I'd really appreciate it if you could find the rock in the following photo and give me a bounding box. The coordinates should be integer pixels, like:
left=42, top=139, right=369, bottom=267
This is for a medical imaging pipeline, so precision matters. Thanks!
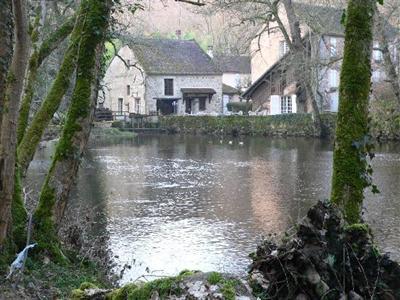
left=305, top=268, right=321, bottom=285
left=249, top=270, right=269, bottom=290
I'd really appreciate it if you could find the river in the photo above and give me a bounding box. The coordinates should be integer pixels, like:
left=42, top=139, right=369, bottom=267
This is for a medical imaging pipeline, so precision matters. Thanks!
left=29, top=134, right=400, bottom=284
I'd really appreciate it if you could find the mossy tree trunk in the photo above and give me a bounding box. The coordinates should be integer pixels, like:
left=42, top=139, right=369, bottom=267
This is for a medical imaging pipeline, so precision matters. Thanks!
left=17, top=15, right=76, bottom=145
left=0, top=0, right=14, bottom=137
left=33, top=0, right=111, bottom=259
left=0, top=0, right=29, bottom=248
left=17, top=14, right=84, bottom=176
left=331, top=0, right=376, bottom=224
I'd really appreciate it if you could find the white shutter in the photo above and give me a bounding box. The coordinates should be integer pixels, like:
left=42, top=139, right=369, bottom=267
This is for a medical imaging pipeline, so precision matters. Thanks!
left=331, top=92, right=339, bottom=112
left=291, top=95, right=297, bottom=113
left=270, top=95, right=281, bottom=115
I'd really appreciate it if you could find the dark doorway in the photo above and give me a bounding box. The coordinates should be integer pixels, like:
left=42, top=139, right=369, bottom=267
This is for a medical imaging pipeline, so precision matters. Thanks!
left=185, top=98, right=192, bottom=114
left=157, top=99, right=175, bottom=115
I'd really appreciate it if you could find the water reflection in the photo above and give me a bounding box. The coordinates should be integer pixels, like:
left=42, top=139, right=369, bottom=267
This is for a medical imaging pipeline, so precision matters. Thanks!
left=30, top=135, right=400, bottom=284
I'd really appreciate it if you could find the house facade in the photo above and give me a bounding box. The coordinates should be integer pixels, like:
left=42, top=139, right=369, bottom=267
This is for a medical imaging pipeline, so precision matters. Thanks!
left=244, top=3, right=396, bottom=115
left=212, top=54, right=252, bottom=113
left=100, top=39, right=223, bottom=116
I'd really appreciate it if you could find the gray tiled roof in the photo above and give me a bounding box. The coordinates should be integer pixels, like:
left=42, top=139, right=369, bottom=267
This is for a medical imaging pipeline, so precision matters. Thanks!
left=213, top=55, right=251, bottom=74
left=129, top=38, right=222, bottom=75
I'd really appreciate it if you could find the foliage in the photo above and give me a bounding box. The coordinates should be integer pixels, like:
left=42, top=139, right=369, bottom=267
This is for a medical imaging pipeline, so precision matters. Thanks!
left=159, top=114, right=324, bottom=137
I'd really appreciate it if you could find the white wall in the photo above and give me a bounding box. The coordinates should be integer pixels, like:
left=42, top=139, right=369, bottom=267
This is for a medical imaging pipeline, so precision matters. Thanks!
left=222, top=73, right=251, bottom=89
left=101, top=46, right=146, bottom=114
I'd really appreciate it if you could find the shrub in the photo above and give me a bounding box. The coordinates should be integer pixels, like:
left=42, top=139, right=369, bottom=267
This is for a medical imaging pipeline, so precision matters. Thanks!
left=226, top=102, right=252, bottom=114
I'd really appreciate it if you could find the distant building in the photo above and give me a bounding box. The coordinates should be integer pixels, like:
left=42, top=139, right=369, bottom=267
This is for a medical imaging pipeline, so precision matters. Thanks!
left=212, top=54, right=252, bottom=113
left=100, top=38, right=223, bottom=116
left=244, top=3, right=397, bottom=115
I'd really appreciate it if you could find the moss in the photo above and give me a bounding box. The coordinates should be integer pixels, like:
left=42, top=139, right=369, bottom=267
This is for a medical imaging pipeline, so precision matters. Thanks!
left=11, top=167, right=28, bottom=249
left=330, top=0, right=375, bottom=224
left=17, top=13, right=84, bottom=173
left=32, top=0, right=111, bottom=259
left=19, top=253, right=109, bottom=299
left=344, top=223, right=370, bottom=234
left=208, top=272, right=223, bottom=285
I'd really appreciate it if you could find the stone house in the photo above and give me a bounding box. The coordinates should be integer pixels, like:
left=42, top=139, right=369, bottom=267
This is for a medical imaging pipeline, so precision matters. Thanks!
left=212, top=54, right=252, bottom=113
left=244, top=3, right=397, bottom=115
left=100, top=38, right=223, bottom=116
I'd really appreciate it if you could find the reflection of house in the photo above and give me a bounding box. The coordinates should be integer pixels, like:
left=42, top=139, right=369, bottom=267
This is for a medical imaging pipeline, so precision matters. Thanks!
left=101, top=39, right=223, bottom=116
left=244, top=3, right=397, bottom=115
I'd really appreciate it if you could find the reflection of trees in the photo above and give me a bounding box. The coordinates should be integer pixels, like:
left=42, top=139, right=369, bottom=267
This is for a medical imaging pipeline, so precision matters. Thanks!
left=248, top=137, right=333, bottom=234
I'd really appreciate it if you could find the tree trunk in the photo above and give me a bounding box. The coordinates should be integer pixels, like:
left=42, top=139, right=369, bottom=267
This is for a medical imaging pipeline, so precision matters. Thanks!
left=0, top=0, right=29, bottom=248
left=282, top=0, right=322, bottom=136
left=0, top=0, right=14, bottom=138
left=33, top=0, right=111, bottom=260
left=17, top=15, right=83, bottom=175
left=17, top=16, right=76, bottom=144
left=331, top=0, right=375, bottom=224
left=376, top=12, right=400, bottom=106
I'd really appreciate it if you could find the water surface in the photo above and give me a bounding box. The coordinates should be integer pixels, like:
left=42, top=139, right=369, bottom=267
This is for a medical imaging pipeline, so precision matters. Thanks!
left=31, top=135, right=400, bottom=283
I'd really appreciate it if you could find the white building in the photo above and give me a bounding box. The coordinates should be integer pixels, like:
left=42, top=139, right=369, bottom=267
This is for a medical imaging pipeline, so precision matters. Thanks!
left=100, top=38, right=223, bottom=116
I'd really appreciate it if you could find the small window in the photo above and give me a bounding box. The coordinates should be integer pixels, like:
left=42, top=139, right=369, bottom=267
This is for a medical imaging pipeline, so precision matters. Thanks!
left=135, top=98, right=140, bottom=113
left=199, top=97, right=206, bottom=111
left=280, top=96, right=292, bottom=114
left=127, top=85, right=131, bottom=96
left=164, top=79, right=174, bottom=96
left=118, top=98, right=123, bottom=114
left=330, top=37, right=337, bottom=57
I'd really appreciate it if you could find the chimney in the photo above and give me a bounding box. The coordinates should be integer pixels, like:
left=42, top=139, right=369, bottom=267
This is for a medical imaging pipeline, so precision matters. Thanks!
left=176, top=29, right=182, bottom=40
left=207, top=45, right=213, bottom=58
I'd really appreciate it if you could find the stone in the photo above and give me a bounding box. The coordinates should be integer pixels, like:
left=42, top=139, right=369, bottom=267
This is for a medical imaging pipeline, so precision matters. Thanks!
left=305, top=268, right=321, bottom=285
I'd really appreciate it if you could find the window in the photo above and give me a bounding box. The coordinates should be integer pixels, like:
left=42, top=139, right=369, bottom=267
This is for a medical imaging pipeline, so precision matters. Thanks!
left=135, top=98, right=140, bottom=113
left=330, top=37, right=337, bottom=57
left=199, top=97, right=206, bottom=111
left=279, top=40, right=289, bottom=58
left=373, top=41, right=383, bottom=62
left=127, top=59, right=130, bottom=70
left=329, top=69, right=339, bottom=88
left=164, top=79, right=174, bottom=96
left=281, top=96, right=292, bottom=114
left=118, top=98, right=123, bottom=114
left=127, top=85, right=131, bottom=96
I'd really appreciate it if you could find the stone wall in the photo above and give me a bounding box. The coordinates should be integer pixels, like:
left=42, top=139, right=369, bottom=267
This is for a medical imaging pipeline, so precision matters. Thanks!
left=146, top=75, right=223, bottom=115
